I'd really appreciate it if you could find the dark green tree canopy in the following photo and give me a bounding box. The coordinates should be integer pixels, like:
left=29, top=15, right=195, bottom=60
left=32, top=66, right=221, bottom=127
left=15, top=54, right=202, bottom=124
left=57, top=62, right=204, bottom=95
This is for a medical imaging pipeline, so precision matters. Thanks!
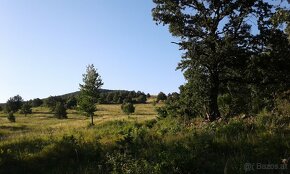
left=5, top=95, right=24, bottom=113
left=31, top=98, right=43, bottom=107
left=153, top=0, right=290, bottom=120
left=54, top=102, right=67, bottom=119
left=121, top=102, right=135, bottom=115
left=45, top=96, right=64, bottom=112
left=157, top=92, right=167, bottom=102
left=20, top=102, right=32, bottom=116
left=66, top=96, right=77, bottom=109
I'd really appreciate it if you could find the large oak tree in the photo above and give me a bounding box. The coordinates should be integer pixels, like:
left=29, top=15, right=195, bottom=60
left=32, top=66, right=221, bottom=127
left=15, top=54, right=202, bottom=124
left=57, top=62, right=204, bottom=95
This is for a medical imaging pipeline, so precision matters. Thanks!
left=153, top=0, right=290, bottom=121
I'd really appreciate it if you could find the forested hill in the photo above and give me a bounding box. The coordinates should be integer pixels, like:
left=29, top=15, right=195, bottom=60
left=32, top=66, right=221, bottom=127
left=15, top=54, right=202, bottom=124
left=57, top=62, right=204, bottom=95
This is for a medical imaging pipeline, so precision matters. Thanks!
left=48, top=89, right=127, bottom=100
left=0, top=89, right=148, bottom=106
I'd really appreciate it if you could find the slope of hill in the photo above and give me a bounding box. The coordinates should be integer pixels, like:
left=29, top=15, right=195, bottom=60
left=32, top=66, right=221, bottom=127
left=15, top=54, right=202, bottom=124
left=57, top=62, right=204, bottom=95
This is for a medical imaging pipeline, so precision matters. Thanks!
left=0, top=89, right=137, bottom=105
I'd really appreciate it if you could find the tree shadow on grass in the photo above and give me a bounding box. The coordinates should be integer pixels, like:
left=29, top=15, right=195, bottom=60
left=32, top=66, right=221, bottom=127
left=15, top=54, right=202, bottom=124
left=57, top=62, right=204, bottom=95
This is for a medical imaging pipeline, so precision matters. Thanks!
left=32, top=111, right=51, bottom=114
left=0, top=125, right=29, bottom=131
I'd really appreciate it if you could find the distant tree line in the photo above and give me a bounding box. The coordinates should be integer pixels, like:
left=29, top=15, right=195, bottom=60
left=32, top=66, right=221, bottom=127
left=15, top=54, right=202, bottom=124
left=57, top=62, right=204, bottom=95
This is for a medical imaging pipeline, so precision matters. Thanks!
left=15, top=90, right=147, bottom=111
left=99, top=91, right=147, bottom=104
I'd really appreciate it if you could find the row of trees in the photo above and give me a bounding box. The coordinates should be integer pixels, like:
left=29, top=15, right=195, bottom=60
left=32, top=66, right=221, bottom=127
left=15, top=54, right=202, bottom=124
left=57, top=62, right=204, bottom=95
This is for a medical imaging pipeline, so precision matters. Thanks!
left=16, top=90, right=147, bottom=110
left=99, top=91, right=148, bottom=104
left=2, top=95, right=69, bottom=121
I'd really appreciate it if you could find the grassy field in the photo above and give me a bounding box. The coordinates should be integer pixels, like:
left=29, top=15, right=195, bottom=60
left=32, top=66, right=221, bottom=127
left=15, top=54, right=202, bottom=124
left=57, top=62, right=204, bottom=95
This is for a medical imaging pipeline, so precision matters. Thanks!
left=0, top=103, right=157, bottom=144
left=0, top=100, right=289, bottom=174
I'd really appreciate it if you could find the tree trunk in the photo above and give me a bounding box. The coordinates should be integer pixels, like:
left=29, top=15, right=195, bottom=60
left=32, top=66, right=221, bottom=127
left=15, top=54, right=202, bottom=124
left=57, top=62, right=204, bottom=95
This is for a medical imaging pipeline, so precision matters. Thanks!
left=208, top=72, right=220, bottom=121
left=90, top=114, right=94, bottom=125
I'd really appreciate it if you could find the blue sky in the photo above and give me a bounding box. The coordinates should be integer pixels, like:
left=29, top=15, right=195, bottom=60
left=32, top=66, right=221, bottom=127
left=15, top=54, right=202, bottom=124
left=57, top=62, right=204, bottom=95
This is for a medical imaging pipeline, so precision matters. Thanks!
left=0, top=0, right=185, bottom=102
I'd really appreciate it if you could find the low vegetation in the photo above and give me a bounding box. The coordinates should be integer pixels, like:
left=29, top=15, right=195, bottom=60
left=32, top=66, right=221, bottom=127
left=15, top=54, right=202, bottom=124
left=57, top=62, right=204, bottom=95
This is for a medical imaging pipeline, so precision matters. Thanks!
left=121, top=102, right=135, bottom=115
left=0, top=97, right=289, bottom=173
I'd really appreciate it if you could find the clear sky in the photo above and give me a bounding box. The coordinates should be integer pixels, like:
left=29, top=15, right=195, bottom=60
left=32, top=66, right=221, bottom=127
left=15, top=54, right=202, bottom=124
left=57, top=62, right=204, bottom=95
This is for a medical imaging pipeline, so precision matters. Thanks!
left=0, top=0, right=185, bottom=103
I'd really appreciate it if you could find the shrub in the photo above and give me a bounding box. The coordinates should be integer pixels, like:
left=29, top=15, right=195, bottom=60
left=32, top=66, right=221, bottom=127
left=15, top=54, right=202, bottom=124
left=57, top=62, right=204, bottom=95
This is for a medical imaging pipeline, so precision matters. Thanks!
left=7, top=112, right=15, bottom=122
left=144, top=119, right=157, bottom=128
left=121, top=102, right=135, bottom=115
left=106, top=153, right=159, bottom=173
left=54, top=102, right=67, bottom=119
left=20, top=102, right=32, bottom=116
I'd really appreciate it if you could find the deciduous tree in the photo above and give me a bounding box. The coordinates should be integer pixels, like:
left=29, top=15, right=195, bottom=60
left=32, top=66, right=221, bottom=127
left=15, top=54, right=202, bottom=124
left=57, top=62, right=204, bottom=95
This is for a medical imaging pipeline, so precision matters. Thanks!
left=153, top=0, right=290, bottom=120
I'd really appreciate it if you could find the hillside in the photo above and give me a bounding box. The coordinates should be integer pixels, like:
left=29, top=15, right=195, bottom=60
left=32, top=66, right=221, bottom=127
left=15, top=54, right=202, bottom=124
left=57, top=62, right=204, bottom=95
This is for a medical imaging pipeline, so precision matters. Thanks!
left=49, top=89, right=129, bottom=99
left=0, top=89, right=143, bottom=106
left=0, top=98, right=289, bottom=173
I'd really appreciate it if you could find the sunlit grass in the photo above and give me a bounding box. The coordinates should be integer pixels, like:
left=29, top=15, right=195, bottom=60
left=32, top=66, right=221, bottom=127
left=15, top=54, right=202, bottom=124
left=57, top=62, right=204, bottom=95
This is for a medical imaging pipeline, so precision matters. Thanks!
left=0, top=102, right=158, bottom=145
left=1, top=99, right=289, bottom=173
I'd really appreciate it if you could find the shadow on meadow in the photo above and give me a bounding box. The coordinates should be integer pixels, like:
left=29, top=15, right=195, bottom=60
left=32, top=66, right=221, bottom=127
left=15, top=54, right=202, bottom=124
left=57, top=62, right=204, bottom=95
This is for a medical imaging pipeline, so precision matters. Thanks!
left=0, top=109, right=289, bottom=174
left=0, top=125, right=29, bottom=131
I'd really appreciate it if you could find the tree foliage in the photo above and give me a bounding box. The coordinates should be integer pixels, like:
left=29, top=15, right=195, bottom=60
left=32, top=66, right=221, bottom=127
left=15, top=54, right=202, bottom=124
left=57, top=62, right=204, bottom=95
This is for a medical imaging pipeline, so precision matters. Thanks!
left=31, top=98, right=43, bottom=107
left=54, top=102, right=67, bottom=119
left=66, top=96, right=78, bottom=109
left=157, top=92, right=167, bottom=102
left=99, top=91, right=147, bottom=104
left=121, top=102, right=135, bottom=115
left=153, top=0, right=290, bottom=120
left=20, top=102, right=32, bottom=116
left=79, top=64, right=103, bottom=125
left=5, top=95, right=23, bottom=114
left=5, top=95, right=23, bottom=122
left=45, top=96, right=64, bottom=112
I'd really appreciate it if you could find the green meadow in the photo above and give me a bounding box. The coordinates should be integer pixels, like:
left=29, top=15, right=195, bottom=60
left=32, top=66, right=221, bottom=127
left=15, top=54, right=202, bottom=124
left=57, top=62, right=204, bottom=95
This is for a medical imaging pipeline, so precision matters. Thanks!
left=0, top=99, right=290, bottom=174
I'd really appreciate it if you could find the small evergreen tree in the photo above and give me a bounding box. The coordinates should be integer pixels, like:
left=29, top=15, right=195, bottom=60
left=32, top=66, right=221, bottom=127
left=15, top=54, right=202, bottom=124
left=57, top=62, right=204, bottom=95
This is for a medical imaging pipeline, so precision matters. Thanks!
left=121, top=102, right=135, bottom=115
left=45, top=96, right=64, bottom=112
left=79, top=64, right=103, bottom=125
left=54, top=102, right=67, bottom=119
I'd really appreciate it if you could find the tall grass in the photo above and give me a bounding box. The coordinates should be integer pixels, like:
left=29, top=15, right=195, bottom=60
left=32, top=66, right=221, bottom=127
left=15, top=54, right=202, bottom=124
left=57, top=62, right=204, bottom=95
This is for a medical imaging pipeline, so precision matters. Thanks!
left=0, top=101, right=289, bottom=173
